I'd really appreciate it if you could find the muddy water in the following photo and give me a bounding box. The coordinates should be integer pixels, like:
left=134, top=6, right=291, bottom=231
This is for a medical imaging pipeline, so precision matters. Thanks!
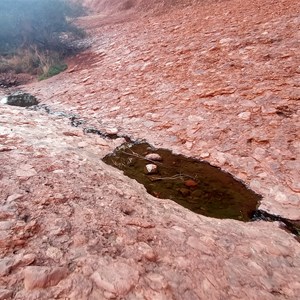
left=103, top=142, right=261, bottom=221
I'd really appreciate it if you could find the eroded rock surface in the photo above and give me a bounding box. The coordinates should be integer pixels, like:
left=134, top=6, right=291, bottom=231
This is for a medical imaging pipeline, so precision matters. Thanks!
left=25, top=0, right=300, bottom=219
left=0, top=103, right=300, bottom=299
left=1, top=0, right=300, bottom=298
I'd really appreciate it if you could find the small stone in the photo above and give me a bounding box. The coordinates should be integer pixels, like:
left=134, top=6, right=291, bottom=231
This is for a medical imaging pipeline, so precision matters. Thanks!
left=24, top=266, right=68, bottom=290
left=82, top=76, right=90, bottom=83
left=17, top=254, right=36, bottom=267
left=78, top=141, right=88, bottom=148
left=219, top=37, right=233, bottom=44
left=63, top=131, right=82, bottom=137
left=184, top=179, right=198, bottom=187
left=144, top=164, right=158, bottom=174
left=73, top=234, right=87, bottom=246
left=53, top=169, right=65, bottom=174
left=0, top=258, right=13, bottom=276
left=110, top=106, right=120, bottom=112
left=137, top=242, right=156, bottom=261
left=95, top=137, right=109, bottom=146
left=145, top=153, right=162, bottom=161
left=16, top=164, right=37, bottom=178
left=238, top=111, right=251, bottom=120
left=46, top=246, right=63, bottom=260
left=6, top=194, right=23, bottom=203
left=105, top=128, right=118, bottom=135
left=200, top=152, right=210, bottom=158
left=178, top=188, right=191, bottom=196
left=214, top=152, right=227, bottom=165
left=185, top=141, right=193, bottom=150
left=104, top=291, right=117, bottom=299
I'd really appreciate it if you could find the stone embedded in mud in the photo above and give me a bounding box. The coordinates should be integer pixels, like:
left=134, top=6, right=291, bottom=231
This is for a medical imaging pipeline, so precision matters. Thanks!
left=184, top=179, right=198, bottom=187
left=144, top=164, right=158, bottom=174
left=5, top=92, right=39, bottom=107
left=178, top=188, right=191, bottom=196
left=145, top=153, right=163, bottom=161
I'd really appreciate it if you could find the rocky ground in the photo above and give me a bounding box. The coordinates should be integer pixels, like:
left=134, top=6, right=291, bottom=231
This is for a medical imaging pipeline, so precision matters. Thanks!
left=0, top=0, right=300, bottom=298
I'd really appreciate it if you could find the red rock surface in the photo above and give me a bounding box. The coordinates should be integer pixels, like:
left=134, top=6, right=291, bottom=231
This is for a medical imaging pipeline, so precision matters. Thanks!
left=1, top=0, right=300, bottom=298
left=24, top=0, right=300, bottom=219
left=1, top=104, right=300, bottom=299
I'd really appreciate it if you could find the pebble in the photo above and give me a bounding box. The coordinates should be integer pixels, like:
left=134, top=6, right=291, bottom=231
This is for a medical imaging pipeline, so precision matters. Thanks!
left=184, top=179, right=198, bottom=187
left=6, top=193, right=23, bottom=203
left=105, top=128, right=119, bottom=135
left=46, top=246, right=63, bottom=260
left=200, top=152, right=210, bottom=158
left=16, top=164, right=37, bottom=177
left=145, top=153, right=162, bottom=161
left=0, top=258, right=13, bottom=276
left=238, top=111, right=251, bottom=120
left=178, top=188, right=191, bottom=196
left=137, top=242, right=156, bottom=261
left=144, top=164, right=158, bottom=174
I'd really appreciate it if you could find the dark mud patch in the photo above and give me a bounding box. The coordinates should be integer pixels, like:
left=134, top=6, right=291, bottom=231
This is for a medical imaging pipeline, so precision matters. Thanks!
left=2, top=91, right=39, bottom=107
left=103, top=142, right=261, bottom=221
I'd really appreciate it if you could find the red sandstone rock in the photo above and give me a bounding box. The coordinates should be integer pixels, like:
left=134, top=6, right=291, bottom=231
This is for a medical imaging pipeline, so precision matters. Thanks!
left=1, top=0, right=300, bottom=298
left=24, top=266, right=68, bottom=290
left=25, top=0, right=300, bottom=219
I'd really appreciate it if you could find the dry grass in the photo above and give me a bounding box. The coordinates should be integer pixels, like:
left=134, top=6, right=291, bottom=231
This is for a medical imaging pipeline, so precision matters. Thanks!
left=0, top=46, right=66, bottom=79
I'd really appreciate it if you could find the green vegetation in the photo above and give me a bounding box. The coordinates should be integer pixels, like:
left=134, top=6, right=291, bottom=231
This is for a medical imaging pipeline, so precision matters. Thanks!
left=0, top=0, right=86, bottom=80
left=38, top=64, right=68, bottom=81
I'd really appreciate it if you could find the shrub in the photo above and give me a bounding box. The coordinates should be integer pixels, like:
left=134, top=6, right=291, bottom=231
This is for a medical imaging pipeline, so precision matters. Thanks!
left=38, top=64, right=68, bottom=81
left=0, top=0, right=86, bottom=79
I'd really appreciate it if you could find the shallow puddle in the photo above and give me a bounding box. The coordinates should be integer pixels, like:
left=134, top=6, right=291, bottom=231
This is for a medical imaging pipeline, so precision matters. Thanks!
left=103, top=142, right=261, bottom=221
